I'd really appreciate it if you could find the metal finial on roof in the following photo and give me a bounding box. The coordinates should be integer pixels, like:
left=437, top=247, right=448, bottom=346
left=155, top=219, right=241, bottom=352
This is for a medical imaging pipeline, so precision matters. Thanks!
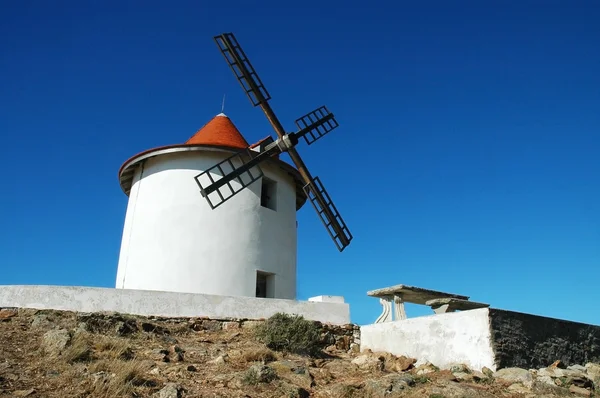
left=221, top=94, right=226, bottom=114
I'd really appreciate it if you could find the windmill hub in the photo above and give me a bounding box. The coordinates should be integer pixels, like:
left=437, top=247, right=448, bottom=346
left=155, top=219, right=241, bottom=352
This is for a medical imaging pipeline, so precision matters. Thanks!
left=275, top=134, right=296, bottom=152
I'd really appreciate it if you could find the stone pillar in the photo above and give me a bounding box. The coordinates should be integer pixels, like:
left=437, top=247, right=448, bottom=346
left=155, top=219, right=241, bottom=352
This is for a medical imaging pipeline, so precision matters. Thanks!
left=394, top=294, right=407, bottom=320
left=375, top=296, right=393, bottom=323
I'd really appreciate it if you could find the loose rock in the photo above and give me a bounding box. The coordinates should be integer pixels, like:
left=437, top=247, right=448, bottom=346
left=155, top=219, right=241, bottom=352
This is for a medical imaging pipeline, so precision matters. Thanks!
left=585, top=362, right=600, bottom=380
left=568, top=364, right=587, bottom=372
left=31, top=314, right=52, bottom=329
left=114, top=320, right=138, bottom=336
left=208, top=354, right=228, bottom=365
left=169, top=345, right=185, bottom=362
left=13, top=389, right=36, bottom=397
left=390, top=355, right=416, bottom=372
left=494, top=367, right=533, bottom=388
left=222, top=321, right=240, bottom=330
left=537, top=375, right=556, bottom=386
left=202, top=320, right=222, bottom=331
left=450, top=363, right=471, bottom=373
left=470, top=370, right=488, bottom=382
left=241, top=320, right=262, bottom=329
left=335, top=335, right=351, bottom=350
left=270, top=361, right=314, bottom=390
left=153, top=383, right=184, bottom=398
left=149, top=349, right=170, bottom=362
left=550, top=360, right=567, bottom=369
left=482, top=366, right=494, bottom=377
left=453, top=371, right=473, bottom=382
left=248, top=364, right=278, bottom=383
left=42, top=329, right=70, bottom=356
left=507, top=383, right=530, bottom=393
left=285, top=386, right=310, bottom=398
left=569, top=385, right=592, bottom=397
left=415, top=362, right=438, bottom=375
left=351, top=354, right=384, bottom=371
left=0, top=308, right=18, bottom=320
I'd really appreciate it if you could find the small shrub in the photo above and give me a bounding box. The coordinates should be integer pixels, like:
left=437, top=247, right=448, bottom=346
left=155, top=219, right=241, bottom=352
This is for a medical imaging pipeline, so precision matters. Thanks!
left=557, top=376, right=570, bottom=386
left=414, top=375, right=430, bottom=384
left=255, top=313, right=322, bottom=357
left=242, top=364, right=277, bottom=385
left=243, top=367, right=260, bottom=385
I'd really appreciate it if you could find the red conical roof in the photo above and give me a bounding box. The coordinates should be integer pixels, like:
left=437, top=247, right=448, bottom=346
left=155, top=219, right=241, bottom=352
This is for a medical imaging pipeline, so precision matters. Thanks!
left=185, top=113, right=249, bottom=149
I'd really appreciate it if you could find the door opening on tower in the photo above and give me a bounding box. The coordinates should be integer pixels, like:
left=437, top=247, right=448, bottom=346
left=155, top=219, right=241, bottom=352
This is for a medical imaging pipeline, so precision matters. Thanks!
left=256, top=271, right=274, bottom=298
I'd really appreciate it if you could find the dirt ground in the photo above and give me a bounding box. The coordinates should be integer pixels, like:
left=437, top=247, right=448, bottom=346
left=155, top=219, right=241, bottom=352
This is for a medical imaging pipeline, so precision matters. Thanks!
left=0, top=308, right=593, bottom=397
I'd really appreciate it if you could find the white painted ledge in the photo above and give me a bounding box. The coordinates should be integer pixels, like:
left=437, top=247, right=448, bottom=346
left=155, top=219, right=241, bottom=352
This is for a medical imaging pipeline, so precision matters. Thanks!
left=308, top=295, right=345, bottom=303
left=0, top=285, right=350, bottom=325
left=360, top=308, right=496, bottom=371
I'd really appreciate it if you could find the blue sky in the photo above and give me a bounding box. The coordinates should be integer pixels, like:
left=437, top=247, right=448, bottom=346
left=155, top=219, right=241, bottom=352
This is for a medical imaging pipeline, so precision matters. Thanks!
left=1, top=1, right=598, bottom=326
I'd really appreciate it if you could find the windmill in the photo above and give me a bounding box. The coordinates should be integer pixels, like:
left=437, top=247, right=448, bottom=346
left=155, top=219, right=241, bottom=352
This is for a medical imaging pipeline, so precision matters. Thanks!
left=194, top=33, right=352, bottom=252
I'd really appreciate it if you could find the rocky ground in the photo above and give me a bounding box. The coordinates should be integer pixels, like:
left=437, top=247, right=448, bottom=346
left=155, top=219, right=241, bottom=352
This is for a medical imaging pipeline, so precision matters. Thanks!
left=0, top=308, right=599, bottom=397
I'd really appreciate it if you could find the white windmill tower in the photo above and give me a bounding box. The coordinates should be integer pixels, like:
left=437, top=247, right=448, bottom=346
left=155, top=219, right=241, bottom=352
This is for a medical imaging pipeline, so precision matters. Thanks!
left=115, top=33, right=352, bottom=301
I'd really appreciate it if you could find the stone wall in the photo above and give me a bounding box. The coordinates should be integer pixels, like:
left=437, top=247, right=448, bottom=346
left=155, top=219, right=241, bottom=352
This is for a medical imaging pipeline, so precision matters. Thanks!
left=360, top=307, right=600, bottom=372
left=8, top=308, right=361, bottom=352
left=141, top=314, right=361, bottom=349
left=163, top=316, right=362, bottom=352
left=489, top=309, right=600, bottom=369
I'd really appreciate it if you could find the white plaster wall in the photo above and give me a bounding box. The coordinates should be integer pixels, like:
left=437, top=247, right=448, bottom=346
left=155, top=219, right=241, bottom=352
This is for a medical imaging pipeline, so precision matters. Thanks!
left=115, top=150, right=298, bottom=299
left=0, top=285, right=350, bottom=325
left=360, top=309, right=496, bottom=371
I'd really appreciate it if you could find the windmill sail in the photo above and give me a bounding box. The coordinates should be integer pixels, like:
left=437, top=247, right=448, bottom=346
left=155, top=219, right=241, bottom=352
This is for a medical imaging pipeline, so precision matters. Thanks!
left=203, top=32, right=353, bottom=252
left=214, top=33, right=271, bottom=107
left=295, top=106, right=339, bottom=145
left=303, top=177, right=353, bottom=251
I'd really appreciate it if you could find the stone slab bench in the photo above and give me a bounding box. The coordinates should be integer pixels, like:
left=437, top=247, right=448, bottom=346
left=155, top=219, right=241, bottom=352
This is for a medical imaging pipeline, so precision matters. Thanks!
left=367, top=284, right=469, bottom=323
left=426, top=298, right=490, bottom=314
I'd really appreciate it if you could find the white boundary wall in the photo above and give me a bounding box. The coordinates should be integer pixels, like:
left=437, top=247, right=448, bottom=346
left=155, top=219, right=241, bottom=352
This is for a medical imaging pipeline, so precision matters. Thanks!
left=360, top=308, right=496, bottom=371
left=0, top=285, right=350, bottom=325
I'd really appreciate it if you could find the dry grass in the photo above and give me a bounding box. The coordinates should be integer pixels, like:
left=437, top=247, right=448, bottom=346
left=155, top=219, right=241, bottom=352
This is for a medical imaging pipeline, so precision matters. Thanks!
left=87, top=358, right=155, bottom=397
left=61, top=332, right=134, bottom=363
left=62, top=332, right=94, bottom=363
left=93, top=335, right=134, bottom=360
left=243, top=347, right=277, bottom=363
left=53, top=331, right=152, bottom=397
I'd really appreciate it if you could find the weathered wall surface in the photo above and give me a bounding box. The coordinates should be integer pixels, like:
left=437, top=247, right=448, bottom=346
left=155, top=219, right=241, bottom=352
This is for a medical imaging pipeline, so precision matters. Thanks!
left=360, top=307, right=600, bottom=371
left=360, top=308, right=496, bottom=371
left=0, top=285, right=350, bottom=325
left=489, top=309, right=600, bottom=369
